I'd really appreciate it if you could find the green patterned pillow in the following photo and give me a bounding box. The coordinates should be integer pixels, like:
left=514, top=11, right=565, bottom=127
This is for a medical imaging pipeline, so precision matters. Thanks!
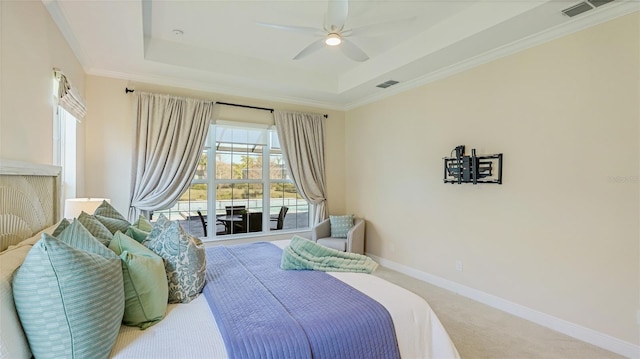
left=330, top=214, right=355, bottom=238
left=125, top=226, right=150, bottom=243
left=77, top=211, right=113, bottom=246
left=109, top=231, right=168, bottom=329
left=144, top=220, right=206, bottom=304
left=51, top=218, right=70, bottom=237
left=56, top=219, right=109, bottom=253
left=12, top=233, right=124, bottom=359
left=132, top=214, right=153, bottom=232
left=94, top=200, right=131, bottom=234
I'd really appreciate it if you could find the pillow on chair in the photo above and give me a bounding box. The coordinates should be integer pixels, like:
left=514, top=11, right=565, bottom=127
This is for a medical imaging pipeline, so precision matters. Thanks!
left=330, top=215, right=354, bottom=238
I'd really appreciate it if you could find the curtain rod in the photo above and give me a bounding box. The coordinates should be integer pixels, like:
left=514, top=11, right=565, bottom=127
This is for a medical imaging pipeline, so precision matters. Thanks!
left=216, top=101, right=274, bottom=113
left=125, top=88, right=328, bottom=118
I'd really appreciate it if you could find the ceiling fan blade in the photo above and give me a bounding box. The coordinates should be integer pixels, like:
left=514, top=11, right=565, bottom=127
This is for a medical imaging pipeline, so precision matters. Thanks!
left=346, top=17, right=416, bottom=38
left=293, top=39, right=326, bottom=60
left=256, top=22, right=324, bottom=36
left=325, top=0, right=348, bottom=32
left=340, top=39, right=369, bottom=62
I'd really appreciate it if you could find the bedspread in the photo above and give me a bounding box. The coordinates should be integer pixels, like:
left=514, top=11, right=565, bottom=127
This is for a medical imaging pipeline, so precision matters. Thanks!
left=202, top=242, right=401, bottom=359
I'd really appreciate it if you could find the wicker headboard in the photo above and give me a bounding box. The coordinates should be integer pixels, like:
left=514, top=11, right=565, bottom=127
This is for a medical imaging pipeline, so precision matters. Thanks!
left=0, top=159, right=61, bottom=251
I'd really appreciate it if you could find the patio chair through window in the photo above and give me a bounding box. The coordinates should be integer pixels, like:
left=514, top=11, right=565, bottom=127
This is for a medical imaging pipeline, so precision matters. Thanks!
left=270, top=206, right=288, bottom=230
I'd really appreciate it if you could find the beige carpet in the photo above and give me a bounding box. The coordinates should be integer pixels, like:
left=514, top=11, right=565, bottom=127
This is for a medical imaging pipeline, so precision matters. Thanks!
left=373, top=266, right=625, bottom=359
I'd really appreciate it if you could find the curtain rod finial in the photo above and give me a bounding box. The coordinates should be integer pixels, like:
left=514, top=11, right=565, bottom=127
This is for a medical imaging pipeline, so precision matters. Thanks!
left=125, top=88, right=135, bottom=93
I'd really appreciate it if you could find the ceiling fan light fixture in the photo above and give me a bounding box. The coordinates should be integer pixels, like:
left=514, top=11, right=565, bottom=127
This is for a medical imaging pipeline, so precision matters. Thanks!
left=325, top=33, right=342, bottom=46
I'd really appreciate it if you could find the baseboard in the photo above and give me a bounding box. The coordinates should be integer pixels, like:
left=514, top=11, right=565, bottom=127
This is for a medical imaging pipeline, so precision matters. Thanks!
left=367, top=253, right=640, bottom=359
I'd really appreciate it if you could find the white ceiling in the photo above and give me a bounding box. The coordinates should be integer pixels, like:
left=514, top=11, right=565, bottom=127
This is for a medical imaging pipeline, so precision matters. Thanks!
left=43, top=0, right=638, bottom=110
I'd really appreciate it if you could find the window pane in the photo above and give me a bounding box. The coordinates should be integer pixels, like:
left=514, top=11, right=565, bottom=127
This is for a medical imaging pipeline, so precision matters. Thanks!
left=216, top=152, right=232, bottom=180
left=215, top=183, right=263, bottom=235
left=270, top=182, right=309, bottom=230
left=245, top=154, right=262, bottom=179
left=270, top=154, right=285, bottom=180
left=270, top=131, right=281, bottom=150
left=156, top=183, right=208, bottom=238
left=209, top=125, right=311, bottom=237
left=216, top=126, right=267, bottom=145
left=193, top=150, right=207, bottom=180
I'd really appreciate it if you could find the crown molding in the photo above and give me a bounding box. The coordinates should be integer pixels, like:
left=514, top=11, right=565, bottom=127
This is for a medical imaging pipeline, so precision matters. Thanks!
left=345, top=2, right=640, bottom=110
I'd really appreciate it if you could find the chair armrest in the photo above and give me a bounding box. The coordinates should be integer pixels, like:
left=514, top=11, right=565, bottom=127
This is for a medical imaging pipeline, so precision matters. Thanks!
left=346, top=218, right=365, bottom=254
left=312, top=218, right=331, bottom=241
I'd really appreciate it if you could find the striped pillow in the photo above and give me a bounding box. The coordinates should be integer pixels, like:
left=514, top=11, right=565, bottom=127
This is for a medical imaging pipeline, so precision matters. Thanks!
left=132, top=214, right=153, bottom=232
left=125, top=226, right=150, bottom=243
left=12, top=232, right=124, bottom=359
left=77, top=211, right=113, bottom=246
left=51, top=218, right=70, bottom=237
left=94, top=200, right=131, bottom=234
left=56, top=219, right=108, bottom=252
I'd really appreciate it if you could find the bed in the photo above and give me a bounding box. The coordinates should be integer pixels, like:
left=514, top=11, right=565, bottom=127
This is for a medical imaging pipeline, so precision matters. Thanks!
left=0, top=159, right=460, bottom=359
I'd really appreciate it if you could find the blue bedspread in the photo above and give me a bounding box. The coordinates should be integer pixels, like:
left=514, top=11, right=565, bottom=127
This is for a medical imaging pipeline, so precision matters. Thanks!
left=202, top=242, right=401, bottom=359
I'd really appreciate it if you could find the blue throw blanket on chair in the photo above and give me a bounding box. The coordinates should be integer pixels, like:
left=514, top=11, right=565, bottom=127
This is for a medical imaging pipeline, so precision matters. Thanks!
left=202, top=242, right=400, bottom=359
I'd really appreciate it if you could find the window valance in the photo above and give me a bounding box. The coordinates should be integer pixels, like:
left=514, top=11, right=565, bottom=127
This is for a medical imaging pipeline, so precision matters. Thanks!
left=54, top=68, right=87, bottom=120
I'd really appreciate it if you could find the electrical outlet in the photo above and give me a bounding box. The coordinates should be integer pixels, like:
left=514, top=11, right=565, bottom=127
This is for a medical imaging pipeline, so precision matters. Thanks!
left=455, top=260, right=463, bottom=272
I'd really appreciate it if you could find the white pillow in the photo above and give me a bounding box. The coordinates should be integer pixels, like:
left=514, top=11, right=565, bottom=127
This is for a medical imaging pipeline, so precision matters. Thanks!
left=0, top=245, right=33, bottom=359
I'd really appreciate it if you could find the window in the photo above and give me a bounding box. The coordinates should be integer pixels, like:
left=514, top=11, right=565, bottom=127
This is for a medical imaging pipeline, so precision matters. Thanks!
left=53, top=80, right=78, bottom=202
left=156, top=122, right=309, bottom=238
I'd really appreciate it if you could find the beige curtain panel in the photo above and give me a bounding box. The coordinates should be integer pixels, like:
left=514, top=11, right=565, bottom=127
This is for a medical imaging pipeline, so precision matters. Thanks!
left=274, top=110, right=327, bottom=225
left=129, top=92, right=214, bottom=221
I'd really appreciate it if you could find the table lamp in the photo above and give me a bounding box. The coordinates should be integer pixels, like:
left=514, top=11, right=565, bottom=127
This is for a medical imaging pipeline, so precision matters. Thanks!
left=64, top=198, right=110, bottom=218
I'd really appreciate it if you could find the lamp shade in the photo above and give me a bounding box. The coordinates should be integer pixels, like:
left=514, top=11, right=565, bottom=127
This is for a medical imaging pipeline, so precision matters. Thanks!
left=64, top=198, right=110, bottom=219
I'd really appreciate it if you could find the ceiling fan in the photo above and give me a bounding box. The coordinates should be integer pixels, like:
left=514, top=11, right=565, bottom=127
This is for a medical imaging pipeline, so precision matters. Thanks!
left=257, top=0, right=412, bottom=62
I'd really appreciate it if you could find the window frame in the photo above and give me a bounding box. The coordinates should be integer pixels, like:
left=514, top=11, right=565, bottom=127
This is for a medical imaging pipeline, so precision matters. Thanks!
left=53, top=78, right=78, bottom=203
left=202, top=122, right=310, bottom=238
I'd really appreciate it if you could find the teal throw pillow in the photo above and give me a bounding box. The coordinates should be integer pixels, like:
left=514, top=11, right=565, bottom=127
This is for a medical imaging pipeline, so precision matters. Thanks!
left=12, top=233, right=124, bottom=359
left=330, top=214, right=355, bottom=238
left=109, top=231, right=168, bottom=329
left=77, top=211, right=113, bottom=246
left=144, top=214, right=171, bottom=242
left=132, top=214, right=153, bottom=232
left=56, top=219, right=108, bottom=253
left=94, top=200, right=131, bottom=234
left=51, top=218, right=70, bottom=237
left=144, top=220, right=206, bottom=304
left=125, top=226, right=150, bottom=243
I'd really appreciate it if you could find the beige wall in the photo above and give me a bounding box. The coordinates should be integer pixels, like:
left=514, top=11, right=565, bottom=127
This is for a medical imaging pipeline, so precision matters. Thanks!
left=84, top=78, right=346, bottom=217
left=345, top=12, right=639, bottom=345
left=4, top=0, right=638, bottom=350
left=0, top=0, right=86, bottom=193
